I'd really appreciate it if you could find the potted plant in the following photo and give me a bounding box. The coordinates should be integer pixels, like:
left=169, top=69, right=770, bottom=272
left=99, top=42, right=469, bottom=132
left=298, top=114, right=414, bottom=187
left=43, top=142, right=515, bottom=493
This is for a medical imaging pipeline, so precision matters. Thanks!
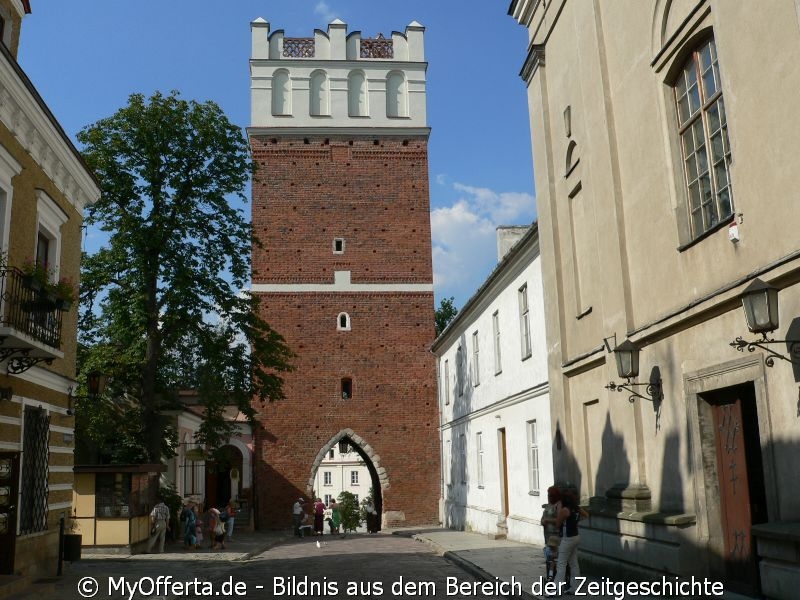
left=51, top=277, right=76, bottom=311
left=20, top=260, right=49, bottom=293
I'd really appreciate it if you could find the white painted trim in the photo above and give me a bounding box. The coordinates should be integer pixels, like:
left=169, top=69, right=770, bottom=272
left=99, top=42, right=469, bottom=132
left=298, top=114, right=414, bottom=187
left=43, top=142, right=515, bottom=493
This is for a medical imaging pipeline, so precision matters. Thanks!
left=0, top=51, right=100, bottom=211
left=48, top=501, right=73, bottom=511
left=49, top=465, right=73, bottom=473
left=0, top=441, right=20, bottom=450
left=0, top=415, right=20, bottom=426
left=49, top=424, right=74, bottom=435
left=49, top=446, right=74, bottom=454
left=10, top=0, right=26, bottom=18
left=16, top=395, right=69, bottom=415
left=49, top=483, right=73, bottom=491
left=10, top=364, right=74, bottom=394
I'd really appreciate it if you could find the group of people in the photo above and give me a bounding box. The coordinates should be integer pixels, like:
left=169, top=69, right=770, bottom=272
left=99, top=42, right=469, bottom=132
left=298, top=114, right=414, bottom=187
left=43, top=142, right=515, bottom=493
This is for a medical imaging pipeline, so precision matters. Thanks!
left=540, top=485, right=589, bottom=594
left=292, top=497, right=342, bottom=537
left=146, top=497, right=237, bottom=553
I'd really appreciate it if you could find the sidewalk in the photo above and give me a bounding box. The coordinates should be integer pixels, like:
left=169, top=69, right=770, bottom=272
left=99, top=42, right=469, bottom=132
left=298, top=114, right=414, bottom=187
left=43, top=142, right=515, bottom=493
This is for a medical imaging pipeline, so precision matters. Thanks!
left=391, top=527, right=750, bottom=600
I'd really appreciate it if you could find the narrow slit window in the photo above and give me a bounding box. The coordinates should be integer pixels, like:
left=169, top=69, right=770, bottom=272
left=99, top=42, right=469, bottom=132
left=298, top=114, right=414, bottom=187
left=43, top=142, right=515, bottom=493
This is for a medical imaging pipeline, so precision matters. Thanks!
left=341, top=377, right=352, bottom=399
left=337, top=312, right=351, bottom=331
left=333, top=238, right=345, bottom=254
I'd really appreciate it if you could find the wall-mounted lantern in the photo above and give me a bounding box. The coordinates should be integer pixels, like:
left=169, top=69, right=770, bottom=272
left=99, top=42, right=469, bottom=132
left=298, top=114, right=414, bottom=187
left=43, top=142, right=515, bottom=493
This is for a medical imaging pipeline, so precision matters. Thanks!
left=605, top=339, right=662, bottom=403
left=730, top=278, right=800, bottom=366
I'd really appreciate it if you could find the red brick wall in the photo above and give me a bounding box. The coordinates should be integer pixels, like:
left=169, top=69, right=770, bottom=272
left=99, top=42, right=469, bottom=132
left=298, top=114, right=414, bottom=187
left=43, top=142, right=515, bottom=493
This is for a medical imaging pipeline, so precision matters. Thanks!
left=251, top=136, right=433, bottom=284
left=251, top=134, right=440, bottom=528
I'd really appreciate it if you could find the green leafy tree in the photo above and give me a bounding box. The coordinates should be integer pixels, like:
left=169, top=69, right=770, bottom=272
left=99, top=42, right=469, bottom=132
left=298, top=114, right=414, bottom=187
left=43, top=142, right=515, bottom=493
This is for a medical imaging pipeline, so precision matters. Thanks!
left=76, top=91, right=293, bottom=463
left=435, top=296, right=458, bottom=336
left=337, top=490, right=362, bottom=533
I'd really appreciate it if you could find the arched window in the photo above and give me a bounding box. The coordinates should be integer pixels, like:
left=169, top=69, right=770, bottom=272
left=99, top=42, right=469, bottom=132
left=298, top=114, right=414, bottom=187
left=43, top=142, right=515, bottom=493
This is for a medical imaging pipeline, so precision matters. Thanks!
left=386, top=71, right=407, bottom=118
left=348, top=70, right=368, bottom=117
left=337, top=312, right=351, bottom=331
left=272, top=69, right=291, bottom=116
left=673, top=37, right=733, bottom=240
left=310, top=70, right=329, bottom=116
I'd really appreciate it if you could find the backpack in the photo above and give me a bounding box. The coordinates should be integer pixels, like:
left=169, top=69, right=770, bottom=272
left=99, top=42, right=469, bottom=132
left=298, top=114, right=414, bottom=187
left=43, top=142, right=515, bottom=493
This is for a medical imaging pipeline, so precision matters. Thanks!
left=218, top=510, right=229, bottom=523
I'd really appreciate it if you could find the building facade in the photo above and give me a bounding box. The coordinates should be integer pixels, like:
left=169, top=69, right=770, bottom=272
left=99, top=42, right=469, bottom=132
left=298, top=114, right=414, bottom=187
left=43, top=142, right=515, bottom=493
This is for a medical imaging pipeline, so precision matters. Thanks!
left=510, top=0, right=800, bottom=597
left=312, top=441, right=371, bottom=507
left=248, top=18, right=439, bottom=529
left=433, top=225, right=552, bottom=545
left=0, top=0, right=100, bottom=582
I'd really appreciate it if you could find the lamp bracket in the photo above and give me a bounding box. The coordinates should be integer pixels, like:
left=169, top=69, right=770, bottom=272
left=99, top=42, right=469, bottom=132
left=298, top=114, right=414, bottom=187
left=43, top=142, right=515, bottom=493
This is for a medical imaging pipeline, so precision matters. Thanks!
left=7, top=354, right=53, bottom=375
left=605, top=379, right=662, bottom=403
left=730, top=335, right=800, bottom=368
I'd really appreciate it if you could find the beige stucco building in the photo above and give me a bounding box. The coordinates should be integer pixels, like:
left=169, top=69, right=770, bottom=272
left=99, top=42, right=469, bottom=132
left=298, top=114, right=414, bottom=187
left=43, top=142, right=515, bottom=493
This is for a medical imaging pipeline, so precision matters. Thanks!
left=509, top=0, right=800, bottom=597
left=0, top=0, right=100, bottom=588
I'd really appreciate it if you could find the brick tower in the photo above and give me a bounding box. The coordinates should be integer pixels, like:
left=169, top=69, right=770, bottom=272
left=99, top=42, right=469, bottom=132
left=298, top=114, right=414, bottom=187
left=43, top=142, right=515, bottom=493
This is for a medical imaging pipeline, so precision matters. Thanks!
left=248, top=18, right=439, bottom=529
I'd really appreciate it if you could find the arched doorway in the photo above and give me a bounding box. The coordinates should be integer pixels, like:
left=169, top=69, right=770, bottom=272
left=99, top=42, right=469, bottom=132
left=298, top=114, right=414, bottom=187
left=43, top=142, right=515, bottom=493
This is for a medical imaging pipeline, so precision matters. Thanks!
left=205, top=445, right=243, bottom=509
left=307, top=429, right=386, bottom=531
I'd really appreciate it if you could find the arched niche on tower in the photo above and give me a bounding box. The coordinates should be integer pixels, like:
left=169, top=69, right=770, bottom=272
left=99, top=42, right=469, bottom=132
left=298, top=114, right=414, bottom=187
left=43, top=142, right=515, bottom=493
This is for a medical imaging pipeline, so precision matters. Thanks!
left=309, top=69, right=329, bottom=117
left=272, top=69, right=292, bottom=116
left=386, top=70, right=408, bottom=118
left=348, top=70, right=368, bottom=117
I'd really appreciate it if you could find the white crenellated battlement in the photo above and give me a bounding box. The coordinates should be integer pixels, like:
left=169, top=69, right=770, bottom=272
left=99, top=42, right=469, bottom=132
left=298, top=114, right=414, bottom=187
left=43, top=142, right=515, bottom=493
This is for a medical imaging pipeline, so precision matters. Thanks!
left=250, top=18, right=428, bottom=129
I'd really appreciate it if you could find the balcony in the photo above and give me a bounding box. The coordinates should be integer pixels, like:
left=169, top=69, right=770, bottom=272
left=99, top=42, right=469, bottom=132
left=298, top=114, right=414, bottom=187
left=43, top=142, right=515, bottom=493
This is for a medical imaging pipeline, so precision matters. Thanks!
left=0, top=266, right=65, bottom=373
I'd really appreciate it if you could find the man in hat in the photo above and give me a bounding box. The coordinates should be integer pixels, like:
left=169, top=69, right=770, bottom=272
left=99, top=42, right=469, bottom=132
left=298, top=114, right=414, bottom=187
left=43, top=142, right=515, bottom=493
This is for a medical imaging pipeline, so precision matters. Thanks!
left=292, top=497, right=306, bottom=537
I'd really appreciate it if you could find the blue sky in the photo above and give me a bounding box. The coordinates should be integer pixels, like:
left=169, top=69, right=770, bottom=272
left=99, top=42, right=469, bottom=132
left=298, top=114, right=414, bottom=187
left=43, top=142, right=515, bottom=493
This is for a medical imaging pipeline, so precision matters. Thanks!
left=18, top=1, right=535, bottom=309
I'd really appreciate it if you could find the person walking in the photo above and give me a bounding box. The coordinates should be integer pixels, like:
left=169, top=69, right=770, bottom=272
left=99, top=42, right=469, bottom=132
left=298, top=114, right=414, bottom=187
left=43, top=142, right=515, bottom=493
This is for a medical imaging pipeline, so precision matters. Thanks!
left=540, top=486, right=562, bottom=582
left=313, top=498, right=326, bottom=535
left=328, top=500, right=341, bottom=535
left=209, top=507, right=226, bottom=550
left=292, top=497, right=306, bottom=537
left=183, top=502, right=197, bottom=549
left=147, top=497, right=170, bottom=553
left=224, top=499, right=237, bottom=541
left=553, top=490, right=589, bottom=594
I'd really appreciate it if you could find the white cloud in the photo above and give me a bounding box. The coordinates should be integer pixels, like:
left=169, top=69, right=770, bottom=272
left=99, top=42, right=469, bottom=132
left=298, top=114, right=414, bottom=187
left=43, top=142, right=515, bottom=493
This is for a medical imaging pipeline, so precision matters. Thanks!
left=313, top=1, right=337, bottom=24
left=435, top=173, right=448, bottom=186
left=431, top=183, right=536, bottom=306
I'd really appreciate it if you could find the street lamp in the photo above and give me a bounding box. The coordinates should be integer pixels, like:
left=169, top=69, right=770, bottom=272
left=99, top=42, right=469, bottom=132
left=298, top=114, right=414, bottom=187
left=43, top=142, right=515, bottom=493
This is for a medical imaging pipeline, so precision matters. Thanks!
left=730, top=278, right=800, bottom=366
left=67, top=370, right=108, bottom=416
left=605, top=339, right=662, bottom=403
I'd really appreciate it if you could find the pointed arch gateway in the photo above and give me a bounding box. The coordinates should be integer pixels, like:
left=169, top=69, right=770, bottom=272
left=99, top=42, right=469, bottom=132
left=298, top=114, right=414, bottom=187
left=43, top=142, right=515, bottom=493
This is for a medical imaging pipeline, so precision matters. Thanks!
left=307, top=428, right=387, bottom=531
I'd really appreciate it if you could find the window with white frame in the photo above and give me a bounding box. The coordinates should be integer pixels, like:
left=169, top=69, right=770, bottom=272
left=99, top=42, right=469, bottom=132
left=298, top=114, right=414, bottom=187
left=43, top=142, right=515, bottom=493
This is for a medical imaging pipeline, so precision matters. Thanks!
left=353, top=494, right=359, bottom=504
left=456, top=346, right=464, bottom=397
left=329, top=448, right=334, bottom=459
left=476, top=432, right=484, bottom=487
left=492, top=311, right=502, bottom=374
left=0, top=145, right=21, bottom=257
left=337, top=312, right=351, bottom=331
left=444, top=439, right=451, bottom=485
left=459, top=433, right=467, bottom=484
left=36, top=190, right=68, bottom=280
left=324, top=494, right=332, bottom=505
left=674, top=37, right=733, bottom=240
left=518, top=284, right=532, bottom=359
left=527, top=420, right=540, bottom=495
left=443, top=359, right=450, bottom=406
left=323, top=471, right=332, bottom=486
left=472, top=331, right=480, bottom=386
left=350, top=471, right=359, bottom=485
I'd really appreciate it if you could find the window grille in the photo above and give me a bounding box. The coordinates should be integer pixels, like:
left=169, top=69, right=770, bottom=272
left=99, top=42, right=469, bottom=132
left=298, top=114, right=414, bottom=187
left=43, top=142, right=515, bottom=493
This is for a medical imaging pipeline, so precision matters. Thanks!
left=19, top=406, right=49, bottom=535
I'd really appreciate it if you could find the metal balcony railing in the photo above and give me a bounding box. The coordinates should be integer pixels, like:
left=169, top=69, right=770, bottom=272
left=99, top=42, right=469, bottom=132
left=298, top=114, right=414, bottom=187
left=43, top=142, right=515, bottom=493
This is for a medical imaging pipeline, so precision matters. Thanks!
left=0, top=266, right=64, bottom=350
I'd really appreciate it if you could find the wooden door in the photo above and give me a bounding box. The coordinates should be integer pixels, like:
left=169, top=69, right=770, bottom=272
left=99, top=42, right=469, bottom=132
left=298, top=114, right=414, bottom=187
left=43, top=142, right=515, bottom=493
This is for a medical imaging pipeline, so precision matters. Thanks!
left=0, top=452, right=19, bottom=574
left=498, top=429, right=509, bottom=518
left=711, top=394, right=759, bottom=594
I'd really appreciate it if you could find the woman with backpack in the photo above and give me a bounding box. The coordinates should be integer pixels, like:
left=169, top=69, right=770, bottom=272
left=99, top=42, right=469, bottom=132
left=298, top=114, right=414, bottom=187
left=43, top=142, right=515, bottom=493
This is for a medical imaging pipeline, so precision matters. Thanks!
left=553, top=490, right=589, bottom=593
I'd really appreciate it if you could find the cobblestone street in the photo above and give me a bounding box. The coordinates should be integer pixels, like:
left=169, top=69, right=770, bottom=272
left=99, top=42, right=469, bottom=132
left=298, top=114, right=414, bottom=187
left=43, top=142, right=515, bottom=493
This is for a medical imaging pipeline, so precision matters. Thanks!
left=54, top=532, right=505, bottom=600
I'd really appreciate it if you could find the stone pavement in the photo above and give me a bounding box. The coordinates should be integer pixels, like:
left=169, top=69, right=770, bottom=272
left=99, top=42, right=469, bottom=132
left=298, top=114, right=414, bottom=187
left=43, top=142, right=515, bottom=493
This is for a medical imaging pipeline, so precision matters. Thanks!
left=12, top=526, right=753, bottom=600
left=391, top=527, right=751, bottom=600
